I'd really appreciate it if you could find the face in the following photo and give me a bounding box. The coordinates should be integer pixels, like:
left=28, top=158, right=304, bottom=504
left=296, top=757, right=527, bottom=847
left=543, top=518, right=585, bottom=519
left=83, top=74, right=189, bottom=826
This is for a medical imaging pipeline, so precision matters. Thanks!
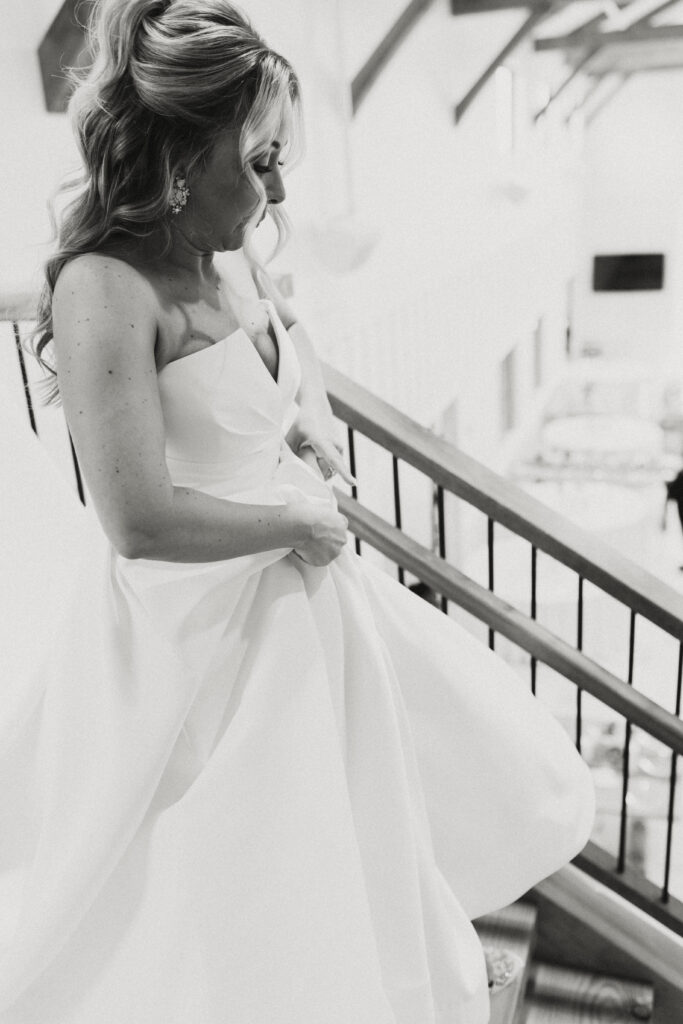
left=178, top=128, right=286, bottom=252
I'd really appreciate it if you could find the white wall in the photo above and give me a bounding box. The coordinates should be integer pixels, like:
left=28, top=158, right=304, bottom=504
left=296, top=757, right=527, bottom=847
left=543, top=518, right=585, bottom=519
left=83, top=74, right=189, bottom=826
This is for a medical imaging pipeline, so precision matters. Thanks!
left=576, top=71, right=683, bottom=374
left=0, top=0, right=79, bottom=306
left=294, top=0, right=584, bottom=471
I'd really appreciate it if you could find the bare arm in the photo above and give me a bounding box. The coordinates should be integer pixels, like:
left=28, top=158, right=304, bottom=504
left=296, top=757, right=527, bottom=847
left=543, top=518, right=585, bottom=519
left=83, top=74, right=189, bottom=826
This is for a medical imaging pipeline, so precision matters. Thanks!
left=52, top=255, right=346, bottom=563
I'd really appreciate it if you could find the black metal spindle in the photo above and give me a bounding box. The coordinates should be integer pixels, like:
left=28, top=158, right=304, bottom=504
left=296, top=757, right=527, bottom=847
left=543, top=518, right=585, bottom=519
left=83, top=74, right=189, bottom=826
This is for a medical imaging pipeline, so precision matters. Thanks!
left=13, top=321, right=37, bottom=435
left=346, top=426, right=361, bottom=555
left=576, top=575, right=584, bottom=753
left=530, top=545, right=537, bottom=695
left=487, top=517, right=495, bottom=650
left=392, top=456, right=405, bottom=585
left=617, top=610, right=637, bottom=874
left=663, top=642, right=683, bottom=902
left=436, top=485, right=448, bottom=613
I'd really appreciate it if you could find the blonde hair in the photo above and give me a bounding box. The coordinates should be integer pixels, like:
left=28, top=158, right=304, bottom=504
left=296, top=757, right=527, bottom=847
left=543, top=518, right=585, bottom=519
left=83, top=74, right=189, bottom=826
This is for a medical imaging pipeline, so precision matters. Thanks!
left=33, top=0, right=302, bottom=397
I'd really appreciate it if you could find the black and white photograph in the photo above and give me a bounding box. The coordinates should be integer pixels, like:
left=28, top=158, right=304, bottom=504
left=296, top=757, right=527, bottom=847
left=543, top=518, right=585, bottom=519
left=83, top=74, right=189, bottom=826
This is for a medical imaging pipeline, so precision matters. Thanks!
left=1, top=1, right=683, bottom=1021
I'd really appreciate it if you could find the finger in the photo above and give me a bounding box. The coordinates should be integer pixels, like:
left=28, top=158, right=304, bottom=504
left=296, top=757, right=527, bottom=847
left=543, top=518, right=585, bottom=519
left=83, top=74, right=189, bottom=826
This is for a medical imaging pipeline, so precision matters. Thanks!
left=320, top=448, right=356, bottom=485
left=299, top=439, right=356, bottom=486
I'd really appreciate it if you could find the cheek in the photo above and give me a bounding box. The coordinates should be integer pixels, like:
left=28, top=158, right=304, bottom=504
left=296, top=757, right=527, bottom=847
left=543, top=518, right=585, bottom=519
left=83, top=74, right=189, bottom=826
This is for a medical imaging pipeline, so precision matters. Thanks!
left=235, top=174, right=261, bottom=210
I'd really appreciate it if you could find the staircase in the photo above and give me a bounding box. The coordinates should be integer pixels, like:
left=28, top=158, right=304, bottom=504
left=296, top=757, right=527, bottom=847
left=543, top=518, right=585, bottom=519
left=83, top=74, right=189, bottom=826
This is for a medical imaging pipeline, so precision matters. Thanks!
left=475, top=902, right=655, bottom=1023
left=3, top=317, right=679, bottom=1022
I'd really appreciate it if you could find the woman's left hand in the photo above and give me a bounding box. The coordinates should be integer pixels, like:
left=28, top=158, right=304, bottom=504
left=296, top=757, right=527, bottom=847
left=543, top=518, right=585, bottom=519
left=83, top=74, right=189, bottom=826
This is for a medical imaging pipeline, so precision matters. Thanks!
left=289, top=417, right=356, bottom=486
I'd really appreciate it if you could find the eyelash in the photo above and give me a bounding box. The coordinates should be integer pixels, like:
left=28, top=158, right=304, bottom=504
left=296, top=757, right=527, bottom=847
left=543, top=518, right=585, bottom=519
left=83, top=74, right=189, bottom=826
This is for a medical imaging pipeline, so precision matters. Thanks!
left=253, top=161, right=285, bottom=174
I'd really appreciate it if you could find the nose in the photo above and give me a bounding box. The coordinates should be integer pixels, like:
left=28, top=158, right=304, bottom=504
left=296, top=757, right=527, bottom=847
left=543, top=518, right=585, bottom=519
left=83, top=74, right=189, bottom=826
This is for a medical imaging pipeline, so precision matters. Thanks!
left=267, top=166, right=286, bottom=205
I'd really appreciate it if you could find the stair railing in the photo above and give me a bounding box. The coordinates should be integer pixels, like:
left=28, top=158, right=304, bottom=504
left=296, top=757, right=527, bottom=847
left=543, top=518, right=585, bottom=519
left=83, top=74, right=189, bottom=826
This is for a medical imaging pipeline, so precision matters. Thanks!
left=5, top=315, right=683, bottom=937
left=323, top=361, right=683, bottom=939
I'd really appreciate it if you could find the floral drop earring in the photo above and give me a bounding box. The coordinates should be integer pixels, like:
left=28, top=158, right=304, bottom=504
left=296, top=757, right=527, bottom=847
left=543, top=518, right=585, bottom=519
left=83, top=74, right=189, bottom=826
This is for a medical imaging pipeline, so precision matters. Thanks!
left=169, top=175, right=190, bottom=215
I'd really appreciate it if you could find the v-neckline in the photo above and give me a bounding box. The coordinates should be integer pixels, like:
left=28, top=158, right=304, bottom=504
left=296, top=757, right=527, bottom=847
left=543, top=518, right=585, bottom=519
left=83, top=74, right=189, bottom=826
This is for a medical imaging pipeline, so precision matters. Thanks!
left=159, top=299, right=281, bottom=387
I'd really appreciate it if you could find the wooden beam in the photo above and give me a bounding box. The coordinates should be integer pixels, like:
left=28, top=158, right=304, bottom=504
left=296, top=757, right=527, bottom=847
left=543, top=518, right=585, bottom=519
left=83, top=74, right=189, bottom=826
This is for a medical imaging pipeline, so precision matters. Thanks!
left=38, top=0, right=94, bottom=112
left=585, top=73, right=630, bottom=124
left=534, top=865, right=683, bottom=995
left=351, top=0, right=436, bottom=114
left=575, top=843, right=683, bottom=940
left=536, top=22, right=683, bottom=50
left=627, top=0, right=683, bottom=29
left=562, top=11, right=609, bottom=38
left=454, top=3, right=554, bottom=123
left=534, top=45, right=600, bottom=120
left=562, top=72, right=608, bottom=124
left=451, top=0, right=563, bottom=11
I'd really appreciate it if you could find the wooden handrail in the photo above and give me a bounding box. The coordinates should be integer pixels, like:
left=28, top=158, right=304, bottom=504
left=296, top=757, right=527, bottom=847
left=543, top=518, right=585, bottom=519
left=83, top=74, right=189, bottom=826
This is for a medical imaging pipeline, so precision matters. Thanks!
left=575, top=842, right=683, bottom=937
left=335, top=492, right=683, bottom=757
left=323, top=362, right=683, bottom=642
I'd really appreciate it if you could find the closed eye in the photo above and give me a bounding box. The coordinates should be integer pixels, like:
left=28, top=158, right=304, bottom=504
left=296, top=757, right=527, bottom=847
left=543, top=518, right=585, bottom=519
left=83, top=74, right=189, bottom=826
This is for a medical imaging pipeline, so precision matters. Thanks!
left=253, top=160, right=285, bottom=174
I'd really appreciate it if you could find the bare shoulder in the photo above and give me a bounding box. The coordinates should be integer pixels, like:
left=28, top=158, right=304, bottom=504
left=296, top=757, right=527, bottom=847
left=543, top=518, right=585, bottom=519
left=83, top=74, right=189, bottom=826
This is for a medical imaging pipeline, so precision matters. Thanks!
left=52, top=253, right=158, bottom=363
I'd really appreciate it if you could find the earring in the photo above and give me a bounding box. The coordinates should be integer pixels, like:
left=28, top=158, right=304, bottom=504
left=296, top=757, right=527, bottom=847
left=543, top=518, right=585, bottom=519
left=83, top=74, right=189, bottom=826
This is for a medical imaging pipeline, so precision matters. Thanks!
left=169, top=175, right=190, bottom=215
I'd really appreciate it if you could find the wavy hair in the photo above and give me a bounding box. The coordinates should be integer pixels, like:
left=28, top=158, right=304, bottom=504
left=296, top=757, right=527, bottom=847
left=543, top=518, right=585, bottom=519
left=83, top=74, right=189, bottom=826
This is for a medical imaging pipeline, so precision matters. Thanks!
left=32, top=0, right=302, bottom=399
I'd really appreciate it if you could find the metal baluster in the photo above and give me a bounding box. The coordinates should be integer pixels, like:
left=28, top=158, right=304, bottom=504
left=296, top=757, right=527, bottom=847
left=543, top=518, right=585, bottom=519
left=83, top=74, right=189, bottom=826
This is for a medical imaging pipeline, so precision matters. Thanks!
left=530, top=545, right=537, bottom=695
left=617, top=610, right=637, bottom=874
left=13, top=322, right=37, bottom=435
left=487, top=517, right=495, bottom=650
left=663, top=642, right=683, bottom=902
left=436, top=485, right=448, bottom=613
left=392, top=456, right=405, bottom=585
left=576, top=575, right=584, bottom=753
left=347, top=427, right=361, bottom=555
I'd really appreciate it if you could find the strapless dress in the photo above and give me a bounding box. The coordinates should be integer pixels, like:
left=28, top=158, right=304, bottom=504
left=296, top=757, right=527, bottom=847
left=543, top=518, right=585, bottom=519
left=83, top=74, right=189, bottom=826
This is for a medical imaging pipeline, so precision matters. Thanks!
left=0, top=299, right=594, bottom=1023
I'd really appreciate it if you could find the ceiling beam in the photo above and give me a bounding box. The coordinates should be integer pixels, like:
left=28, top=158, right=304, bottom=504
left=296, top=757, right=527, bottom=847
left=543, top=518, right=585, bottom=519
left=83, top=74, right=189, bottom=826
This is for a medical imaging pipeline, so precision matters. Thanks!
left=454, top=3, right=556, bottom=122
left=626, top=0, right=683, bottom=28
left=561, top=11, right=609, bottom=38
left=451, top=0, right=568, bottom=11
left=38, top=0, right=94, bottom=112
left=536, top=22, right=683, bottom=50
left=563, top=72, right=609, bottom=124
left=592, top=59, right=683, bottom=72
left=351, top=0, right=436, bottom=114
left=585, top=73, right=631, bottom=125
left=534, top=45, right=600, bottom=120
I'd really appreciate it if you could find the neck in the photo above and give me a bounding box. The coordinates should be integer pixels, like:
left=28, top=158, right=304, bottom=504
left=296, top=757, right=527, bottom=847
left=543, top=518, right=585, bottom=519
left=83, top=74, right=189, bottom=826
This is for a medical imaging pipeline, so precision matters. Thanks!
left=164, top=224, right=216, bottom=279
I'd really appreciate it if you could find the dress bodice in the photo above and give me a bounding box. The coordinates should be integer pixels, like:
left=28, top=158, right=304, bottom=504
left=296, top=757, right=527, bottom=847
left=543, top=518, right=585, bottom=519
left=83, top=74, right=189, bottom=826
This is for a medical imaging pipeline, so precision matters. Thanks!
left=157, top=298, right=302, bottom=497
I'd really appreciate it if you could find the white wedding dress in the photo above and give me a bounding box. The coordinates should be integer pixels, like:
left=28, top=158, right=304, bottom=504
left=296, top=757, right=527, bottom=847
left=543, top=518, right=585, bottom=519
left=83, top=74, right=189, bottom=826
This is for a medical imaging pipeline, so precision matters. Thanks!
left=0, top=301, right=594, bottom=1024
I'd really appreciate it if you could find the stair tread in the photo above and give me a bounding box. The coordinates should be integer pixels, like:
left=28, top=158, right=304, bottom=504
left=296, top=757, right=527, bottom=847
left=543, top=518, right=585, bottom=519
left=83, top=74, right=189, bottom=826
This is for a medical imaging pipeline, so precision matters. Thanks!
left=474, top=902, right=537, bottom=1024
left=524, top=963, right=655, bottom=1023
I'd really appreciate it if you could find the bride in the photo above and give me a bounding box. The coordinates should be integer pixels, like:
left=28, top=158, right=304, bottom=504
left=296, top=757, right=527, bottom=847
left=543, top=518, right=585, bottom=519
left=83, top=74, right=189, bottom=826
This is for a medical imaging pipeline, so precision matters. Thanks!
left=0, top=1, right=595, bottom=1021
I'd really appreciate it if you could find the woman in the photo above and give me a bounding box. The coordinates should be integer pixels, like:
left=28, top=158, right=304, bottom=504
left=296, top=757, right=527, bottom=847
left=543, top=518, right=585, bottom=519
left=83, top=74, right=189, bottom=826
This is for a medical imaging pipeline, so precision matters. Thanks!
left=0, top=1, right=595, bottom=1021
